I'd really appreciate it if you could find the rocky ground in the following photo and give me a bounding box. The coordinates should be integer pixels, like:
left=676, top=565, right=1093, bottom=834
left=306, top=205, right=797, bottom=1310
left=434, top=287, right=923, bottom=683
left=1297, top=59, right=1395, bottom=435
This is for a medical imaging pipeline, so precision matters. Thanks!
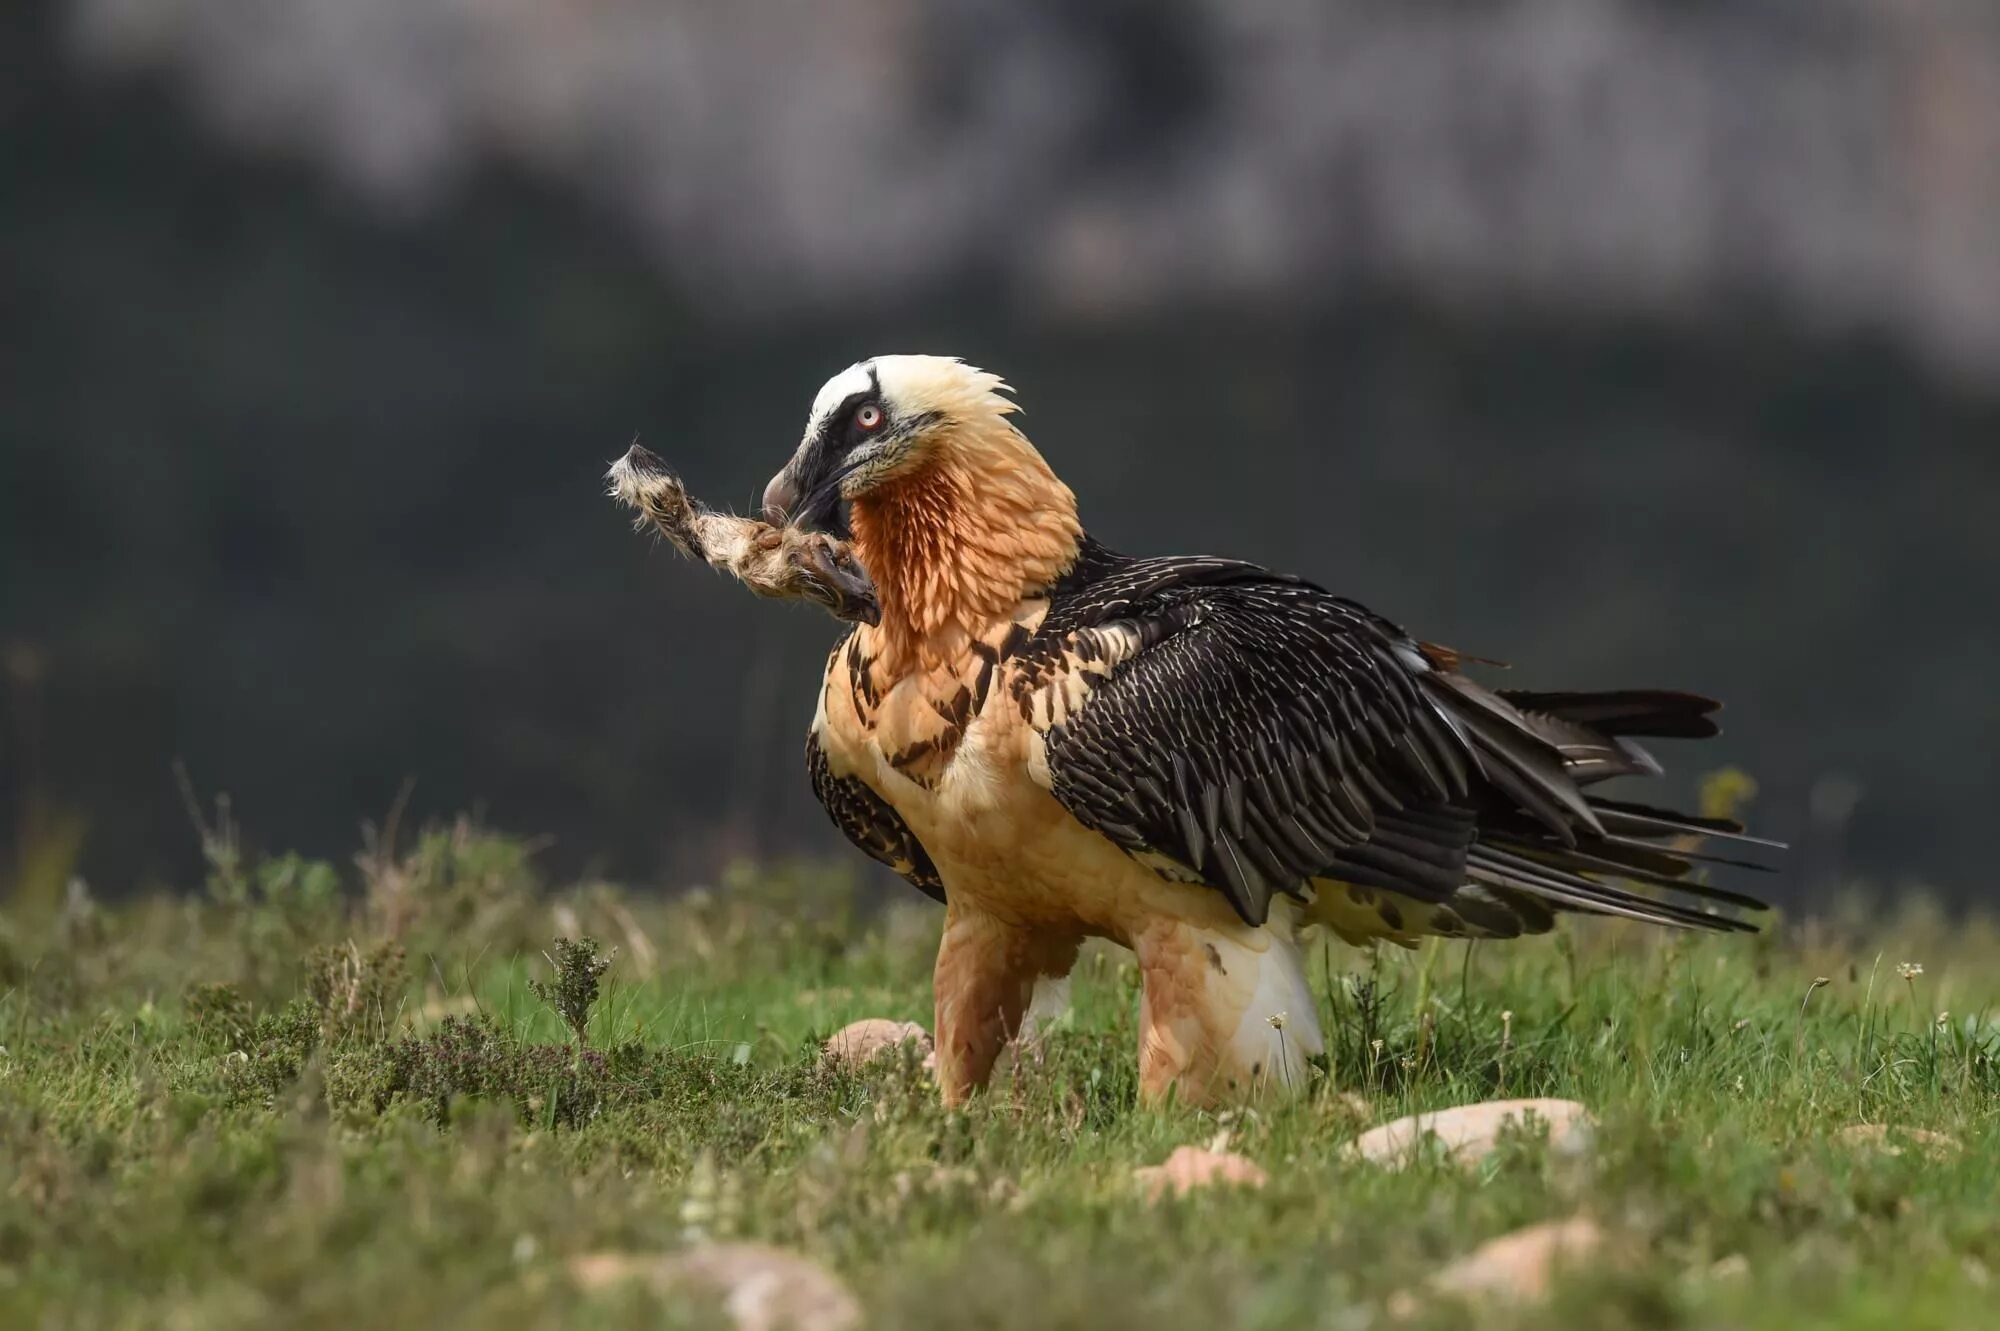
left=2, top=816, right=1994, bottom=1329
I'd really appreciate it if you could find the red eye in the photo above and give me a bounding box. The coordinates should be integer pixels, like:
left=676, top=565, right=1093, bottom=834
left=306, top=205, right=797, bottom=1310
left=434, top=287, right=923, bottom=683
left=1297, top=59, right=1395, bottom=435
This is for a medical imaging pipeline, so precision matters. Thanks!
left=855, top=403, right=883, bottom=431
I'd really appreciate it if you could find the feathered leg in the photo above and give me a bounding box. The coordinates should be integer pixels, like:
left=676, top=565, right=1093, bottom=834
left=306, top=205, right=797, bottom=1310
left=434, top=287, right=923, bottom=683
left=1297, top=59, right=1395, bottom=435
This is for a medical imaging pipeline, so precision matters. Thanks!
left=932, top=907, right=1080, bottom=1106
left=1131, top=904, right=1324, bottom=1106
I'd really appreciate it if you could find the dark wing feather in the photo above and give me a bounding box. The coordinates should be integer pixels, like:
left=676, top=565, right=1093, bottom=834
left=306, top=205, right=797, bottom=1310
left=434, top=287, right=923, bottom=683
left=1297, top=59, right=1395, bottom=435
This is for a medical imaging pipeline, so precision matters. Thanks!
left=806, top=728, right=944, bottom=903
left=1496, top=688, right=1722, bottom=739
left=1024, top=540, right=1772, bottom=932
left=1022, top=551, right=1481, bottom=925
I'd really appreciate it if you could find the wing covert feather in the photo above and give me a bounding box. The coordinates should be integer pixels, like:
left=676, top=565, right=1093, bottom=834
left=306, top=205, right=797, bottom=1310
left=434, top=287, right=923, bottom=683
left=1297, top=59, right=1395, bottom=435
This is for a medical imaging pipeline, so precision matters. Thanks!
left=1020, top=556, right=1476, bottom=925
left=1016, top=544, right=1768, bottom=933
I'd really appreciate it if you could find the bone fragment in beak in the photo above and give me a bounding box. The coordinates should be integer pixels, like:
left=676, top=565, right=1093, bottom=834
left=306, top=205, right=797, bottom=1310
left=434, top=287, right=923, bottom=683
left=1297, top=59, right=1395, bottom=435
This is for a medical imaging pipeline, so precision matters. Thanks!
left=606, top=444, right=878, bottom=624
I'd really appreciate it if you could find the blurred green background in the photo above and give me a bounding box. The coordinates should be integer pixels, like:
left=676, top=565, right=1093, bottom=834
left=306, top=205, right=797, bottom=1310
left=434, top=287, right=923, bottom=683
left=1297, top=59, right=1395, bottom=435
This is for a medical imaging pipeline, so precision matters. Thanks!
left=4, top=0, right=1997, bottom=904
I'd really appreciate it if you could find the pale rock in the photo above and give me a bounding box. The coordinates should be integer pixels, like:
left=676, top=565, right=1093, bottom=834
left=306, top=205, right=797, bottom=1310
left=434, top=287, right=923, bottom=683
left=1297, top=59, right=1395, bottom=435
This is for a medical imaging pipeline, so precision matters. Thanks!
left=1707, top=1253, right=1751, bottom=1281
left=1431, top=1217, right=1605, bottom=1303
left=569, top=1243, right=861, bottom=1331
left=1319, top=1092, right=1374, bottom=1126
left=821, top=1019, right=932, bottom=1069
left=1134, top=1145, right=1269, bottom=1200
left=1346, top=1098, right=1593, bottom=1168
left=1837, top=1123, right=1962, bottom=1158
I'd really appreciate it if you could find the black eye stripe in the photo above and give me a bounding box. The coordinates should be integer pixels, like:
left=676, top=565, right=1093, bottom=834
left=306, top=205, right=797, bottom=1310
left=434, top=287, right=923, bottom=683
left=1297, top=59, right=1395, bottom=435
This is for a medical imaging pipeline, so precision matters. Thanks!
left=826, top=389, right=874, bottom=428
left=817, top=390, right=890, bottom=453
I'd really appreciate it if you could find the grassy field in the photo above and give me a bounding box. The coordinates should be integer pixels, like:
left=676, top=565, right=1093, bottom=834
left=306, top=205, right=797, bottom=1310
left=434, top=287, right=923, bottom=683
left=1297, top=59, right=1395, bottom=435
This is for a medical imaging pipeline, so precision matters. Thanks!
left=2, top=815, right=1995, bottom=1330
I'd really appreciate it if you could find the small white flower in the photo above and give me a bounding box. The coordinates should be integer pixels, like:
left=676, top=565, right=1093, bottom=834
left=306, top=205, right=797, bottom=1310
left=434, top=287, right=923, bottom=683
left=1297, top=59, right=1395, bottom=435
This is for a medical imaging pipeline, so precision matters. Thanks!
left=1898, top=962, right=1925, bottom=981
left=1266, top=1012, right=1287, bottom=1031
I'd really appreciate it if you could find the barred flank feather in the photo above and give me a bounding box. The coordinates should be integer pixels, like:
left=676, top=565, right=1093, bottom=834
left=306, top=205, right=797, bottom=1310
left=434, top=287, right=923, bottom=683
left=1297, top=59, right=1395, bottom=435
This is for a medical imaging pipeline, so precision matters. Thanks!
left=808, top=727, right=945, bottom=903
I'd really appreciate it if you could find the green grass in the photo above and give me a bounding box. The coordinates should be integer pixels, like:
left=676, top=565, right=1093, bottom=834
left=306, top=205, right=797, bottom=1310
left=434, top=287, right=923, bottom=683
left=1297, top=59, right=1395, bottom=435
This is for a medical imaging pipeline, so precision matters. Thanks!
left=2, top=819, right=1996, bottom=1330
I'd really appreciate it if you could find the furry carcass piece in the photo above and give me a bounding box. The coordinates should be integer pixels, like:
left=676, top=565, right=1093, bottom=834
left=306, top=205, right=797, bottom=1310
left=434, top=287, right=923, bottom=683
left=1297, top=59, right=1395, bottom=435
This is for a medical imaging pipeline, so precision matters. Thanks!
left=606, top=442, right=878, bottom=624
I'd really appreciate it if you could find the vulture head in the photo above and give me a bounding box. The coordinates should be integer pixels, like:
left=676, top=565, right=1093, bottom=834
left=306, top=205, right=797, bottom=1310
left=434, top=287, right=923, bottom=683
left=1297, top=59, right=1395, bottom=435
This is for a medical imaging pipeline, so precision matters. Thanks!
left=759, top=356, right=1028, bottom=532
left=762, top=355, right=1084, bottom=668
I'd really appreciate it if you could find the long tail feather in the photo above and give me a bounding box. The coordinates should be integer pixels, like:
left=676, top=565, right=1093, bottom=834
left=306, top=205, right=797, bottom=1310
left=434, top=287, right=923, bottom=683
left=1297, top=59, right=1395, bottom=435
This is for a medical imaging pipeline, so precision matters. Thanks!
left=1495, top=688, right=1723, bottom=739
left=1589, top=797, right=1789, bottom=850
left=1400, top=672, right=1776, bottom=935
left=1466, top=844, right=1760, bottom=933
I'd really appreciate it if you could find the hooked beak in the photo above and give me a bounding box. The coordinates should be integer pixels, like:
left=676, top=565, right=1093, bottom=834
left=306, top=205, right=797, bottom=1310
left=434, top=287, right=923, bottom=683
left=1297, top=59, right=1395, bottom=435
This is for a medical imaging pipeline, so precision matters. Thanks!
left=760, top=456, right=850, bottom=534
left=760, top=468, right=801, bottom=527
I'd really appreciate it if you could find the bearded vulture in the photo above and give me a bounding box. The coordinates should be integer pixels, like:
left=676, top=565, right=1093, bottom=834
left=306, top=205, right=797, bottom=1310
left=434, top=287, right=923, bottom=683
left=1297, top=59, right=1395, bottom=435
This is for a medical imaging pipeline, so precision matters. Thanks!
left=755, top=355, right=1774, bottom=1107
